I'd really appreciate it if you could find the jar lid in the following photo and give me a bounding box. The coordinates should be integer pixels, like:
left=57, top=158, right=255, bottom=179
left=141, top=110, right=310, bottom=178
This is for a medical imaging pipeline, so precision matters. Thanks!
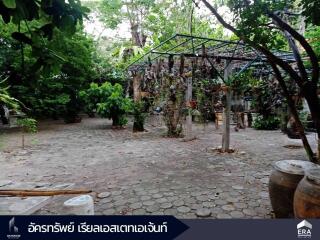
left=306, top=167, right=320, bottom=185
left=274, top=160, right=317, bottom=175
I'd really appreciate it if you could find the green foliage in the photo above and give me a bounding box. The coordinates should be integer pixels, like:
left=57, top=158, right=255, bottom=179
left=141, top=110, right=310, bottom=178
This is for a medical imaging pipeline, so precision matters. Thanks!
left=0, top=77, right=19, bottom=109
left=224, top=0, right=290, bottom=49
left=0, top=22, right=98, bottom=119
left=299, top=111, right=309, bottom=129
left=16, top=117, right=37, bottom=133
left=133, top=101, right=147, bottom=131
left=92, top=57, right=126, bottom=85
left=2, top=0, right=16, bottom=9
left=99, top=0, right=131, bottom=29
left=306, top=26, right=320, bottom=59
left=227, top=70, right=256, bottom=92
left=97, top=0, right=227, bottom=67
left=253, top=115, right=280, bottom=130
left=80, top=82, right=132, bottom=126
left=194, top=80, right=212, bottom=123
left=0, top=1, right=97, bottom=121
left=233, top=71, right=283, bottom=118
left=0, top=0, right=89, bottom=72
left=299, top=0, right=320, bottom=26
left=0, top=0, right=88, bottom=33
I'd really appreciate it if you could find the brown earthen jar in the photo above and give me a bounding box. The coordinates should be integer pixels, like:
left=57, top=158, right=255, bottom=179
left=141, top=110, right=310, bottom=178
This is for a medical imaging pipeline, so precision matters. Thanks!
left=269, top=160, right=316, bottom=218
left=294, top=167, right=320, bottom=218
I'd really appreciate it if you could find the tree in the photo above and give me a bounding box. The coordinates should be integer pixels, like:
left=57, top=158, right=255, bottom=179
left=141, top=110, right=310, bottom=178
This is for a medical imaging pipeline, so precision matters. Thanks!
left=197, top=0, right=320, bottom=162
left=97, top=0, right=226, bottom=59
left=100, top=0, right=155, bottom=47
left=0, top=0, right=89, bottom=73
left=0, top=20, right=98, bottom=120
left=306, top=26, right=320, bottom=58
left=143, top=0, right=226, bottom=43
left=0, top=0, right=89, bottom=119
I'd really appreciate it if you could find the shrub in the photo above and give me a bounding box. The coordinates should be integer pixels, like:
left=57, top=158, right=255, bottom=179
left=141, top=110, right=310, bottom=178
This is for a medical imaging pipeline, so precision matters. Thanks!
left=80, top=82, right=132, bottom=127
left=17, top=118, right=37, bottom=133
left=17, top=117, right=38, bottom=148
left=253, top=115, right=280, bottom=130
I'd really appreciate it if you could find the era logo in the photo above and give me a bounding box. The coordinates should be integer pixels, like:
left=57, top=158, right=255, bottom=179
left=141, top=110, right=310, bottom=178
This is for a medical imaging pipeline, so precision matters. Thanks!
left=297, top=220, right=312, bottom=239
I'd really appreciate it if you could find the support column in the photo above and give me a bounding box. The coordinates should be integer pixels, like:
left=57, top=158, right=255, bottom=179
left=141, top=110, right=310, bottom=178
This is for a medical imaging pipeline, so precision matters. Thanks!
left=222, top=61, right=232, bottom=151
left=185, top=74, right=193, bottom=139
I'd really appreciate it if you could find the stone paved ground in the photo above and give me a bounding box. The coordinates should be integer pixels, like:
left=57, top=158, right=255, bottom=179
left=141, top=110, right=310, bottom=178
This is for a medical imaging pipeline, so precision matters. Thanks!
left=0, top=116, right=316, bottom=218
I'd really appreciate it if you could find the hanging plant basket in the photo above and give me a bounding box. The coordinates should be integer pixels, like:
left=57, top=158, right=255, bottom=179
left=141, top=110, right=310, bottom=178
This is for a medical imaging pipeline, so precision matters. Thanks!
left=221, top=85, right=231, bottom=92
left=189, top=100, right=197, bottom=109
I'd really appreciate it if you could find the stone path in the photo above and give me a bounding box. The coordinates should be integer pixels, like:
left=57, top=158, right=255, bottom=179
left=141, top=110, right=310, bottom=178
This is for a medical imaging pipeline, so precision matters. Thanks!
left=0, top=116, right=316, bottom=218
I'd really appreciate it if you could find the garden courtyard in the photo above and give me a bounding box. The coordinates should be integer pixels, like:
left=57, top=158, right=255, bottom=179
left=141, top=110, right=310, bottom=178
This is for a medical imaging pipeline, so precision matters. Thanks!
left=0, top=117, right=317, bottom=218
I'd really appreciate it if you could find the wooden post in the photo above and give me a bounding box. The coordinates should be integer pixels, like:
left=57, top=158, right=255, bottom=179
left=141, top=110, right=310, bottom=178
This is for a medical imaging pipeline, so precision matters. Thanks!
left=185, top=57, right=194, bottom=140
left=222, top=61, right=232, bottom=151
left=22, top=134, right=25, bottom=149
left=185, top=76, right=193, bottom=139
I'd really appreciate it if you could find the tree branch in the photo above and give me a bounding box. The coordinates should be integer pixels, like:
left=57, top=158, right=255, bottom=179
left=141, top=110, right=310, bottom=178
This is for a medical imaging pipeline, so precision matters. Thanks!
left=199, top=0, right=304, bottom=88
left=283, top=28, right=308, bottom=81
left=269, top=60, right=316, bottom=162
left=267, top=11, right=319, bottom=85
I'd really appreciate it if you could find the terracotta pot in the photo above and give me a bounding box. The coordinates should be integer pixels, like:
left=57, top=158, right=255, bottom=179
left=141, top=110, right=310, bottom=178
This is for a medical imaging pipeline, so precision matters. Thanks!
left=294, top=167, right=320, bottom=218
left=268, top=160, right=316, bottom=218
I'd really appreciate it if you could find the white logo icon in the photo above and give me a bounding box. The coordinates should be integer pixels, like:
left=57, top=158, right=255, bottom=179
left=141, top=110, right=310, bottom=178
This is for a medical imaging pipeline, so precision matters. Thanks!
left=297, top=220, right=312, bottom=238
left=7, top=217, right=21, bottom=240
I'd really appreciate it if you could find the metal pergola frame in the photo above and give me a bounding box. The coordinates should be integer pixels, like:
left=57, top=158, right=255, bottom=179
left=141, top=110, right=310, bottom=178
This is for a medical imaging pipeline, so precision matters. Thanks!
left=125, top=33, right=309, bottom=152
left=126, top=33, right=299, bottom=74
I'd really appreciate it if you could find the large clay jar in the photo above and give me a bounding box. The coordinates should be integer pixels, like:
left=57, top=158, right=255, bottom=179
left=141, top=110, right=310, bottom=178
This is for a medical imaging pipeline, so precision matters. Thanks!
left=269, top=160, right=316, bottom=218
left=294, top=167, right=320, bottom=218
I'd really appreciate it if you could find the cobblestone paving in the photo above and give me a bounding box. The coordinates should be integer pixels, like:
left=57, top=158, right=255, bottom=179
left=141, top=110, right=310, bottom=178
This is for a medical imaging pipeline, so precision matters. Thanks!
left=0, top=116, right=316, bottom=218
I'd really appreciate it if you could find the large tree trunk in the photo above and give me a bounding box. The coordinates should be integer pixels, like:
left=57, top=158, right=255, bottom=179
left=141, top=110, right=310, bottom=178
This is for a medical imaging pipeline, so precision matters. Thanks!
left=164, top=98, right=183, bottom=137
left=112, top=115, right=120, bottom=127
left=130, top=24, right=143, bottom=47
left=303, top=85, right=320, bottom=159
left=162, top=74, right=185, bottom=137
left=270, top=62, right=317, bottom=162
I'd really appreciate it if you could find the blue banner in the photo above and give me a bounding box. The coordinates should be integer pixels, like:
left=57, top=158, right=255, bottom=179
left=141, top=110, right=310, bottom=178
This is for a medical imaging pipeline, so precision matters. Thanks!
left=1, top=215, right=188, bottom=240
left=1, top=216, right=319, bottom=240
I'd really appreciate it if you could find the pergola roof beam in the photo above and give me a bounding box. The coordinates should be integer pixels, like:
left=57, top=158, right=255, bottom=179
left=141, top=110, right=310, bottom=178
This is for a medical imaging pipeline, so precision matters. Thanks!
left=175, top=33, right=245, bottom=45
left=175, top=39, right=212, bottom=55
left=127, top=34, right=178, bottom=69
left=182, top=41, right=231, bottom=56
left=150, top=51, right=273, bottom=62
left=149, top=37, right=194, bottom=62
left=126, top=34, right=297, bottom=70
